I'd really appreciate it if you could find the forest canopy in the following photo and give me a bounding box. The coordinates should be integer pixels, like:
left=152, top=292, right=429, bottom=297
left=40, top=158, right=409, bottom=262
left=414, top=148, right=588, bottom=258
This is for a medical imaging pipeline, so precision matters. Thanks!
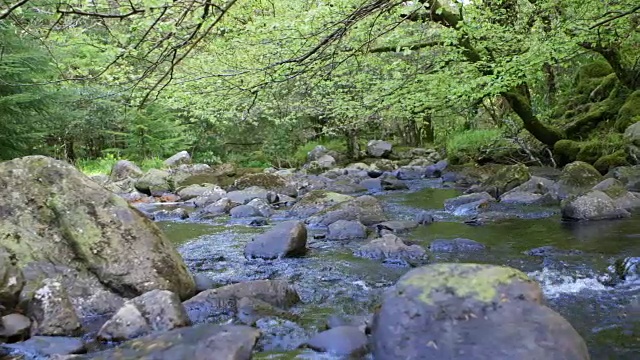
left=1, top=0, right=639, bottom=169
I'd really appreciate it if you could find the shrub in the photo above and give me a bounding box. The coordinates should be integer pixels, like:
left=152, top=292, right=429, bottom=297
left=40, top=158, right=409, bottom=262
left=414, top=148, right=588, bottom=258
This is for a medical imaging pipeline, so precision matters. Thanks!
left=446, top=129, right=507, bottom=164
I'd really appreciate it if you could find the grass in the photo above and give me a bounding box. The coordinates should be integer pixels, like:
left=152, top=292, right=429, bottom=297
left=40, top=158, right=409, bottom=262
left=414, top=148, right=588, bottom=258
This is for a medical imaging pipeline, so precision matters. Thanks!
left=76, top=154, right=165, bottom=176
left=446, top=128, right=506, bottom=164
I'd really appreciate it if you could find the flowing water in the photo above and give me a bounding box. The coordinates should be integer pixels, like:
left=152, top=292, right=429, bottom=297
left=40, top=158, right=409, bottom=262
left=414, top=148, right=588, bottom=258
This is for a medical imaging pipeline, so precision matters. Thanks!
left=158, top=180, right=640, bottom=359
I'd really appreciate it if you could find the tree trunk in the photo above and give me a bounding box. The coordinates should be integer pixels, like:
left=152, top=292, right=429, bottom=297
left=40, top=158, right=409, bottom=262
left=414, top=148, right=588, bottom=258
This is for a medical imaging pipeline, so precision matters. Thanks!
left=502, top=88, right=564, bottom=146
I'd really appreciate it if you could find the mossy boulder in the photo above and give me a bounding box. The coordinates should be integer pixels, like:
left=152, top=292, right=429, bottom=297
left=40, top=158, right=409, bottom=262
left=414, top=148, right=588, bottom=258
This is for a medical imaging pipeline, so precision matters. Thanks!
left=475, top=164, right=531, bottom=198
left=607, top=165, right=640, bottom=192
left=289, top=190, right=353, bottom=218
left=575, top=61, right=613, bottom=95
left=624, top=121, right=640, bottom=146
left=134, top=169, right=173, bottom=196
left=371, top=263, right=589, bottom=360
left=308, top=195, right=387, bottom=226
left=0, top=156, right=196, bottom=305
left=593, top=151, right=630, bottom=174
left=233, top=173, right=296, bottom=196
left=615, top=90, right=640, bottom=131
left=554, top=140, right=582, bottom=165
left=557, top=161, right=604, bottom=197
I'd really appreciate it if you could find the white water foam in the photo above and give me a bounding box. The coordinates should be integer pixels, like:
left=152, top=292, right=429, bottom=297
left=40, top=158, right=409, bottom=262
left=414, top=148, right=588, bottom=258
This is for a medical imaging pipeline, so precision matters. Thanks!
left=527, top=268, right=608, bottom=299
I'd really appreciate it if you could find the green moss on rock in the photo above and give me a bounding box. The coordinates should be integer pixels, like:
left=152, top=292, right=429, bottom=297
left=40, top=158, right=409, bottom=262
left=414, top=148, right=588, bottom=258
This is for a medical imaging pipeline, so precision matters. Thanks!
left=593, top=151, right=630, bottom=174
left=233, top=173, right=286, bottom=190
left=616, top=90, right=640, bottom=131
left=575, top=61, right=614, bottom=95
left=398, top=263, right=535, bottom=305
left=559, top=161, right=604, bottom=190
left=554, top=140, right=582, bottom=165
left=297, top=190, right=353, bottom=206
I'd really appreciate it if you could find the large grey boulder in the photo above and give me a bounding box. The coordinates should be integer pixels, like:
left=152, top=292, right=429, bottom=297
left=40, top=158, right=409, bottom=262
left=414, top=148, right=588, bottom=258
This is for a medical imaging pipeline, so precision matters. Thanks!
left=98, top=289, right=190, bottom=341
left=556, top=161, right=603, bottom=198
left=244, top=221, right=308, bottom=260
left=164, top=150, right=192, bottom=167
left=2, top=336, right=86, bottom=358
left=371, top=263, right=590, bottom=360
left=561, top=190, right=630, bottom=221
left=307, top=195, right=387, bottom=226
left=134, top=168, right=172, bottom=196
left=0, top=156, right=196, bottom=307
left=367, top=140, right=393, bottom=158
left=109, top=160, right=143, bottom=182
left=308, top=145, right=329, bottom=162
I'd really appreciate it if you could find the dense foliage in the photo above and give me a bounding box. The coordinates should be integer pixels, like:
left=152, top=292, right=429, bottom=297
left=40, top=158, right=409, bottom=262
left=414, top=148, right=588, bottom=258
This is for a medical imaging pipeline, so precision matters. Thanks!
left=1, top=0, right=638, bottom=168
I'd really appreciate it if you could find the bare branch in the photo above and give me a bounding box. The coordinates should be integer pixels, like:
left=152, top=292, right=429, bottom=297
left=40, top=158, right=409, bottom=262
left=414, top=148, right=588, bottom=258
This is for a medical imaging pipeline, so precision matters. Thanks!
left=0, top=0, right=30, bottom=20
left=590, top=4, right=640, bottom=29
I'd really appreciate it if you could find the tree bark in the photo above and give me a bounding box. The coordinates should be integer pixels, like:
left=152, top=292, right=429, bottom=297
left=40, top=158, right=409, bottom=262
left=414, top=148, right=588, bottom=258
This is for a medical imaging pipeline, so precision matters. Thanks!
left=503, top=89, right=563, bottom=146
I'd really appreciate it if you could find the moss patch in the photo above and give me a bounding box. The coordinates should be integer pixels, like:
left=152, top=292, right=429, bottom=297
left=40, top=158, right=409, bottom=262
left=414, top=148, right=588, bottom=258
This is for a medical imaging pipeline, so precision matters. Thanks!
left=297, top=190, right=353, bottom=206
left=554, top=140, right=582, bottom=165
left=233, top=173, right=286, bottom=190
left=593, top=151, right=630, bottom=174
left=399, top=263, right=532, bottom=305
left=615, top=90, right=640, bottom=131
left=559, top=161, right=603, bottom=188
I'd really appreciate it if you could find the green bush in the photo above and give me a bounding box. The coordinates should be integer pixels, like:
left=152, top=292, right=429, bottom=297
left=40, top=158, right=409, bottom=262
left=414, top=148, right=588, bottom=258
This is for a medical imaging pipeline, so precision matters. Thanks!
left=446, top=129, right=506, bottom=164
left=77, top=154, right=165, bottom=176
left=291, top=139, right=347, bottom=166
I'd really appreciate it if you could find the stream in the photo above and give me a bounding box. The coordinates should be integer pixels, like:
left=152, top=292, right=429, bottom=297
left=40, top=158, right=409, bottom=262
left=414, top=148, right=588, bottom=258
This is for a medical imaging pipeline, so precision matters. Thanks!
left=157, top=179, right=640, bottom=360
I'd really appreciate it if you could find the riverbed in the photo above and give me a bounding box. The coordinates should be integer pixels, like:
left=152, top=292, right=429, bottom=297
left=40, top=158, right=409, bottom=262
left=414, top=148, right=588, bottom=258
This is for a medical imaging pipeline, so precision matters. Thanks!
left=158, top=180, right=640, bottom=359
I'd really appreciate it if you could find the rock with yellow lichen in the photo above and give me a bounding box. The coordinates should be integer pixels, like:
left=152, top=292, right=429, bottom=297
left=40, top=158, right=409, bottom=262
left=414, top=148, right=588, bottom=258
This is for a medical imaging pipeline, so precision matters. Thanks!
left=371, top=263, right=590, bottom=360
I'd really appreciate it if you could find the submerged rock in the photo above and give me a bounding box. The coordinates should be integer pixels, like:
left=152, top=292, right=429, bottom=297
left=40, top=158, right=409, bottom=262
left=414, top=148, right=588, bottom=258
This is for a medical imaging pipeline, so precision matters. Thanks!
left=68, top=324, right=260, bottom=360
left=371, top=263, right=589, bottom=360
left=429, top=238, right=486, bottom=252
left=415, top=211, right=434, bottom=225
left=375, top=221, right=419, bottom=235
left=355, top=234, right=427, bottom=266
left=244, top=221, right=308, bottom=260
left=0, top=156, right=196, bottom=307
left=304, top=326, right=369, bottom=357
left=327, top=220, right=367, bottom=240
left=2, top=336, right=85, bottom=358
left=444, top=192, right=496, bottom=213
left=599, top=257, right=640, bottom=286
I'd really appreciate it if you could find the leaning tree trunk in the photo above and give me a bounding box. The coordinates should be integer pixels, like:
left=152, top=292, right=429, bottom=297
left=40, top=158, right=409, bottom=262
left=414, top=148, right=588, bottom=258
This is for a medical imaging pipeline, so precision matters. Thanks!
left=502, top=88, right=564, bottom=147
